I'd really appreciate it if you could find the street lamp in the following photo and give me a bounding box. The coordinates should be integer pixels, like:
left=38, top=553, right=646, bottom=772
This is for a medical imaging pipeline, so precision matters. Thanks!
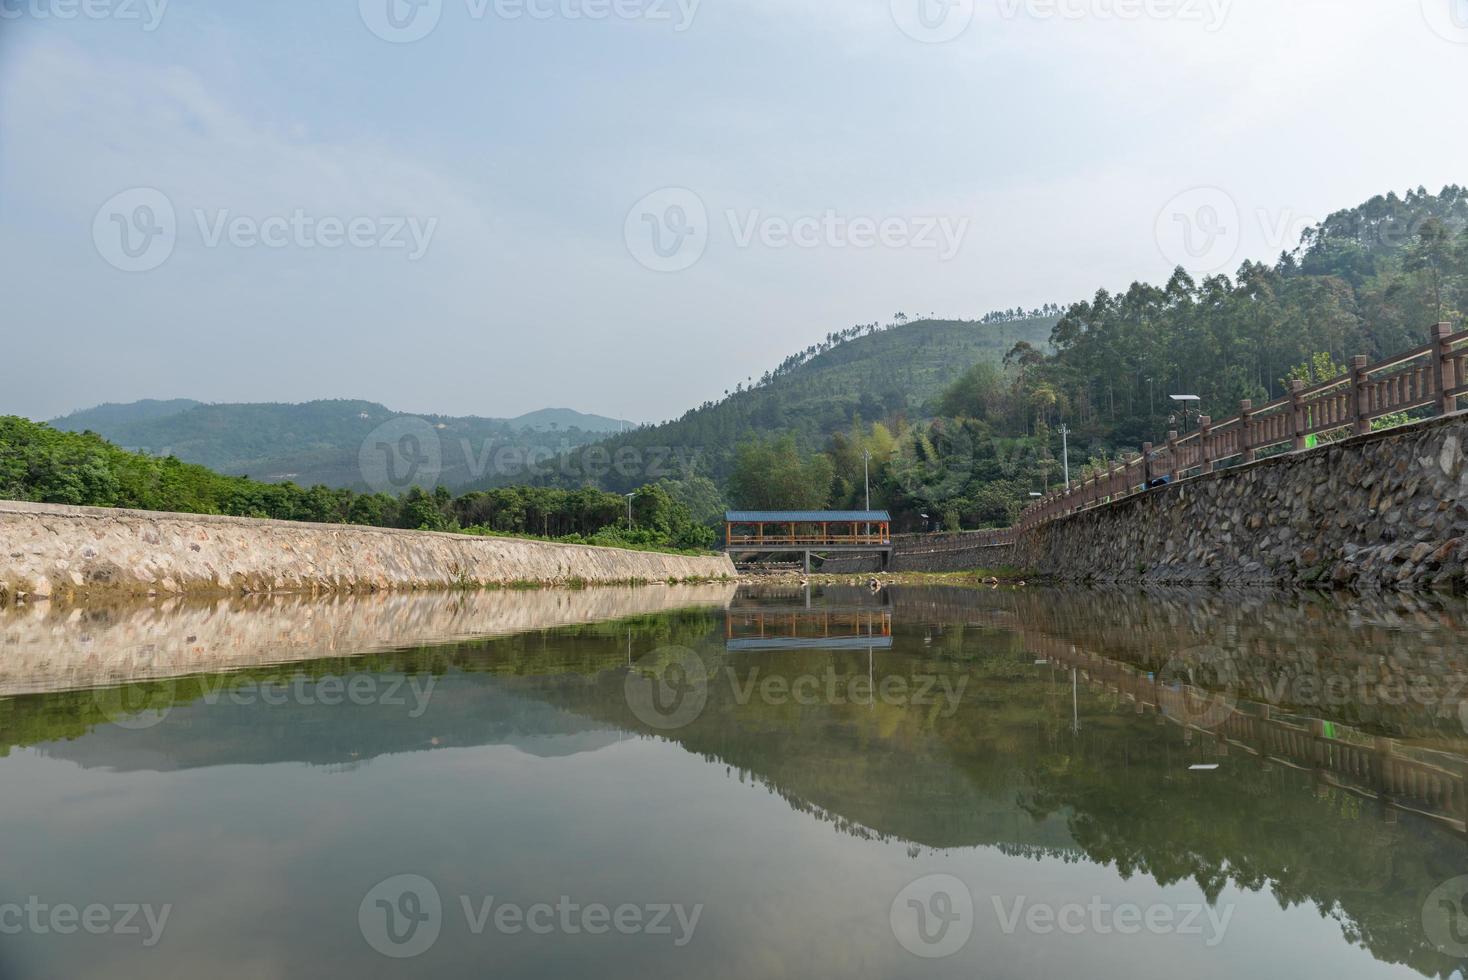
left=624, top=492, right=635, bottom=530
left=1169, top=394, right=1201, bottom=433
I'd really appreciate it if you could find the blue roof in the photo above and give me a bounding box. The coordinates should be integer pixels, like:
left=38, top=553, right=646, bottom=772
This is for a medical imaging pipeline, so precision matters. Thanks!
left=725, top=510, right=891, bottom=522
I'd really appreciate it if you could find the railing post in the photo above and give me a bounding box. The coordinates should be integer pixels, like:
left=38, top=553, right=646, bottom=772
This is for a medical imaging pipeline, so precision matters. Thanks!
left=1434, top=321, right=1457, bottom=416
left=1198, top=416, right=1213, bottom=474
left=1142, top=442, right=1153, bottom=487
left=1239, top=399, right=1255, bottom=463
left=1165, top=430, right=1179, bottom=481
left=1290, top=379, right=1307, bottom=451
left=1351, top=354, right=1371, bottom=435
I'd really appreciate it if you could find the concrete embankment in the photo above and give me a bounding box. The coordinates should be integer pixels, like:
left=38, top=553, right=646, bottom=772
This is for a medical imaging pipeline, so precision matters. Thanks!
left=1014, top=412, right=1468, bottom=591
left=0, top=500, right=735, bottom=603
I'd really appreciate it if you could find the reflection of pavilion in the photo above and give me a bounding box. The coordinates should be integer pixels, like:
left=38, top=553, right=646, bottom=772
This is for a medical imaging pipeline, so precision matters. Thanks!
left=725, top=608, right=894, bottom=651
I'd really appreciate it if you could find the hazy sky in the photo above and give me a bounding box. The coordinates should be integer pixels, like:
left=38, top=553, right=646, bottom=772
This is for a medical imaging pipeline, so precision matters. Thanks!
left=2, top=0, right=1466, bottom=422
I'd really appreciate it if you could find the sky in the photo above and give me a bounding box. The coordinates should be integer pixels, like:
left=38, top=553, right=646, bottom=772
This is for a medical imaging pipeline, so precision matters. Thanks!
left=1, top=0, right=1466, bottom=423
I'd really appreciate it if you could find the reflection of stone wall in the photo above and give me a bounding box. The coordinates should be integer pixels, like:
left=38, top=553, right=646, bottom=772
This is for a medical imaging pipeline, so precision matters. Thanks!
left=0, top=500, right=735, bottom=603
left=1013, top=415, right=1468, bottom=589
left=0, top=584, right=737, bottom=695
left=894, top=585, right=1468, bottom=741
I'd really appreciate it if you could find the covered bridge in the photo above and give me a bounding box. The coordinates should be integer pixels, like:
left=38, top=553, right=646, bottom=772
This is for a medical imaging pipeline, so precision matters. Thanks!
left=723, top=511, right=893, bottom=572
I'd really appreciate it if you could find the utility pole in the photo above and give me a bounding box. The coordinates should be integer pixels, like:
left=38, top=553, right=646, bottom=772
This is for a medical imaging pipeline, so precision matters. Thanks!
left=863, top=449, right=872, bottom=539
left=1058, top=424, right=1070, bottom=486
left=862, top=450, right=872, bottom=510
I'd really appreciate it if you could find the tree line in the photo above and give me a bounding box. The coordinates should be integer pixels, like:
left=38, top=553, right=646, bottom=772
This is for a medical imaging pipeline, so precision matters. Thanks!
left=0, top=416, right=715, bottom=553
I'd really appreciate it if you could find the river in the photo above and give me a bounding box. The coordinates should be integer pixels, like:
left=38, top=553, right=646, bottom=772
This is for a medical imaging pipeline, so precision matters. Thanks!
left=0, top=585, right=1464, bottom=978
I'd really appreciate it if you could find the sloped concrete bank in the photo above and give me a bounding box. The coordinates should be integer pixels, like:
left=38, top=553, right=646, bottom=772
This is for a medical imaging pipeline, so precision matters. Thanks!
left=0, top=500, right=735, bottom=603
left=1013, top=413, right=1468, bottom=591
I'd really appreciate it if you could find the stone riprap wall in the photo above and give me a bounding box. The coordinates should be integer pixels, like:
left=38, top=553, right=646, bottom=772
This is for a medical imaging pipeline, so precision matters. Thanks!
left=0, top=585, right=737, bottom=696
left=0, top=500, right=735, bottom=603
left=888, top=532, right=1016, bottom=573
left=1013, top=414, right=1468, bottom=590
left=817, top=554, right=884, bottom=574
left=819, top=532, right=1015, bottom=574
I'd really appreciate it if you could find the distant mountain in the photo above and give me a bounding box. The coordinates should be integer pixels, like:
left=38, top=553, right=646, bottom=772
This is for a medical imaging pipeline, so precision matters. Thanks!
left=44, top=316, right=1053, bottom=495
left=506, top=407, right=632, bottom=433
left=48, top=399, right=635, bottom=492
left=56, top=399, right=203, bottom=430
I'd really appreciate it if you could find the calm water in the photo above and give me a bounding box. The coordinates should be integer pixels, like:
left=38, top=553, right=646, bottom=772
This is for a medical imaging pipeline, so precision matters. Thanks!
left=1, top=585, right=1466, bottom=979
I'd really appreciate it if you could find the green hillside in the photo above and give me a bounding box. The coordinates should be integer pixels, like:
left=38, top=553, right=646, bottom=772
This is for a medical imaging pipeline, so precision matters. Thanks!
left=48, top=400, right=633, bottom=492
left=504, top=314, right=1058, bottom=492
left=848, top=184, right=1468, bottom=531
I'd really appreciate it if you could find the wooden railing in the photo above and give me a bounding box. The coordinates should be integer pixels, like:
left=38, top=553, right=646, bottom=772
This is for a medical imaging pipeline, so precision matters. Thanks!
left=726, top=532, right=891, bottom=547
left=1017, top=323, right=1468, bottom=533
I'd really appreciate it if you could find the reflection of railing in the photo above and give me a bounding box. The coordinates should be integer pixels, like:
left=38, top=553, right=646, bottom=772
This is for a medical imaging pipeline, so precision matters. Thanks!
left=1027, top=632, right=1468, bottom=832
left=725, top=609, right=893, bottom=650
left=1018, top=322, right=1468, bottom=533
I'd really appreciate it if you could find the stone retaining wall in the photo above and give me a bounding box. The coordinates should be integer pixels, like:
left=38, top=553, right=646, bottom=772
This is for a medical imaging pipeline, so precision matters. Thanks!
left=819, top=532, right=1015, bottom=574
left=1013, top=413, right=1468, bottom=590
left=0, top=500, right=735, bottom=603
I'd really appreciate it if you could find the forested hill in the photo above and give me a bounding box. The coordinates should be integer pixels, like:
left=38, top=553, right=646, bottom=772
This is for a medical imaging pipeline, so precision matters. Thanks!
left=48, top=400, right=634, bottom=491
left=496, top=314, right=1057, bottom=492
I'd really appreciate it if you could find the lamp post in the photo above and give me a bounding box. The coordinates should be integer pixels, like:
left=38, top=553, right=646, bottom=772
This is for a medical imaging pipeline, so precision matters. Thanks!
left=624, top=492, right=635, bottom=530
left=1169, top=394, right=1201, bottom=433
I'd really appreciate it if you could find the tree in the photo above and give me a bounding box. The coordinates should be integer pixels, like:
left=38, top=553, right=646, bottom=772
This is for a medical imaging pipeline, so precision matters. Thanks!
left=727, top=435, right=833, bottom=510
left=937, top=361, right=1005, bottom=419
left=1404, top=218, right=1457, bottom=321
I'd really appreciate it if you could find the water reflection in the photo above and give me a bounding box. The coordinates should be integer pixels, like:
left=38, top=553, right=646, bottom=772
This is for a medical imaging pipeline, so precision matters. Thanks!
left=0, top=585, right=1465, bottom=979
